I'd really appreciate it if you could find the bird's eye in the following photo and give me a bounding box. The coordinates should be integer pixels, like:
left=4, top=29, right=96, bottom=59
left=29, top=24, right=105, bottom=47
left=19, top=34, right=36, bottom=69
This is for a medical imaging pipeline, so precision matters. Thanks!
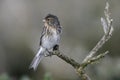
left=47, top=18, right=50, bottom=21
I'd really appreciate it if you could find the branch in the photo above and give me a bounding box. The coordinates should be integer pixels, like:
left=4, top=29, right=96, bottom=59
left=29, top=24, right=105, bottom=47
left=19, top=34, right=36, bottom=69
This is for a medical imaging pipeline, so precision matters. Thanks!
left=47, top=1, right=113, bottom=80
left=77, top=2, right=113, bottom=79
left=83, top=2, right=113, bottom=63
left=51, top=50, right=80, bottom=68
left=80, top=51, right=109, bottom=69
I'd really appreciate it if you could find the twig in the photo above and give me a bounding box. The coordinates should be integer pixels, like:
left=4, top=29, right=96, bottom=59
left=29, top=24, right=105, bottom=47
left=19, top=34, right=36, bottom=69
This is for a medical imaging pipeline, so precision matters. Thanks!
left=76, top=70, right=91, bottom=80
left=81, top=51, right=109, bottom=69
left=51, top=50, right=80, bottom=68
left=83, top=2, right=113, bottom=63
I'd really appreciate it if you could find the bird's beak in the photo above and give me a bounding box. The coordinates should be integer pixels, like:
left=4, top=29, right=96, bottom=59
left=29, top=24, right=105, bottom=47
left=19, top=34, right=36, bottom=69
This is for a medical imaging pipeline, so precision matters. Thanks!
left=43, top=19, right=46, bottom=22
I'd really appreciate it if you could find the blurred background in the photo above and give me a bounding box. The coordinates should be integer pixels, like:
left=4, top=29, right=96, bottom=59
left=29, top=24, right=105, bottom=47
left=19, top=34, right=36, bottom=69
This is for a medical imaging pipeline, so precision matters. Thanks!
left=0, top=0, right=120, bottom=80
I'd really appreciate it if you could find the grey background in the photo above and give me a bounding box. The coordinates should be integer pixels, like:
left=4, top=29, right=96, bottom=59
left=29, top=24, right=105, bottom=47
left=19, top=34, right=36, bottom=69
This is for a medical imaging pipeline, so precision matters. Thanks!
left=0, top=0, right=120, bottom=80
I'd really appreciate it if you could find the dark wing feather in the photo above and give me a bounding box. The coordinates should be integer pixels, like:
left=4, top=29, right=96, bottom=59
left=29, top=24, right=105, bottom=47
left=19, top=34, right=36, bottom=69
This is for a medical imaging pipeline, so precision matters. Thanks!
left=39, top=26, right=46, bottom=46
left=57, top=25, right=62, bottom=34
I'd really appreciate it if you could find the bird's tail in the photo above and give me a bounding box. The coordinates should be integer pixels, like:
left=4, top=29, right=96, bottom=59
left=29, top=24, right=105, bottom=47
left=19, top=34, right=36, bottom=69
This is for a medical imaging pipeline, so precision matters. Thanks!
left=29, top=47, right=45, bottom=71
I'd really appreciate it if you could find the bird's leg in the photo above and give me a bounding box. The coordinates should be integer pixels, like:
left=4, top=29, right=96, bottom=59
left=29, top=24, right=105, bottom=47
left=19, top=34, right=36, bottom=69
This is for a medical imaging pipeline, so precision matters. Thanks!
left=44, top=49, right=53, bottom=57
left=53, top=45, right=59, bottom=51
left=44, top=45, right=59, bottom=57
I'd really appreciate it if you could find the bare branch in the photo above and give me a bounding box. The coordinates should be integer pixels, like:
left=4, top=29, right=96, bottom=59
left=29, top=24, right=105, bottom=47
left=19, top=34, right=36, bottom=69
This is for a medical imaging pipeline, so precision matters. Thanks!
left=46, top=1, right=113, bottom=80
left=83, top=2, right=113, bottom=63
left=101, top=17, right=108, bottom=34
left=76, top=70, right=91, bottom=80
left=50, top=50, right=80, bottom=68
left=81, top=51, right=109, bottom=69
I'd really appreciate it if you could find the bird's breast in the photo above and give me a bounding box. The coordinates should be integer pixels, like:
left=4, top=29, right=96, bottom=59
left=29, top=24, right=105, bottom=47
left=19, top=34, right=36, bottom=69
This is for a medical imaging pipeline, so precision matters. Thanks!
left=42, top=28, right=60, bottom=49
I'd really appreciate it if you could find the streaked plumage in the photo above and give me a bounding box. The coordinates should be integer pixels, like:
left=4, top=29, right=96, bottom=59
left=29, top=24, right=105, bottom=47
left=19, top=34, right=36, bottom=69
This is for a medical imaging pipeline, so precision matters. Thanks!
left=29, top=14, right=62, bottom=70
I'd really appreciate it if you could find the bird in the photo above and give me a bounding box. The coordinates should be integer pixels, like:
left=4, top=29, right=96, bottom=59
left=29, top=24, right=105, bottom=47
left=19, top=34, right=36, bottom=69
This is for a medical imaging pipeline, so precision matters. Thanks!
left=29, top=14, right=62, bottom=70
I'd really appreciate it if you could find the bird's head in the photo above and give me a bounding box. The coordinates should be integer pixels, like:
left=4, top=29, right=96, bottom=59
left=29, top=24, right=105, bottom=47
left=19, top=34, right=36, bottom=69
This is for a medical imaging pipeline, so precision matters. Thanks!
left=43, top=14, right=60, bottom=27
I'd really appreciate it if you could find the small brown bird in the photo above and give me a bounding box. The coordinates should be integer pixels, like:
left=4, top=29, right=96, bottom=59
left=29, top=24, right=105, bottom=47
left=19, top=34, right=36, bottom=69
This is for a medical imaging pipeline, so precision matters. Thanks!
left=29, top=14, right=62, bottom=70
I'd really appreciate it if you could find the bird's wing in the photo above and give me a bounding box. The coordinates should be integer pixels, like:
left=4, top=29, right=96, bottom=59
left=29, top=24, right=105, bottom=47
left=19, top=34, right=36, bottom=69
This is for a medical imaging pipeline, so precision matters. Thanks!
left=57, top=25, right=62, bottom=34
left=39, top=26, right=46, bottom=46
